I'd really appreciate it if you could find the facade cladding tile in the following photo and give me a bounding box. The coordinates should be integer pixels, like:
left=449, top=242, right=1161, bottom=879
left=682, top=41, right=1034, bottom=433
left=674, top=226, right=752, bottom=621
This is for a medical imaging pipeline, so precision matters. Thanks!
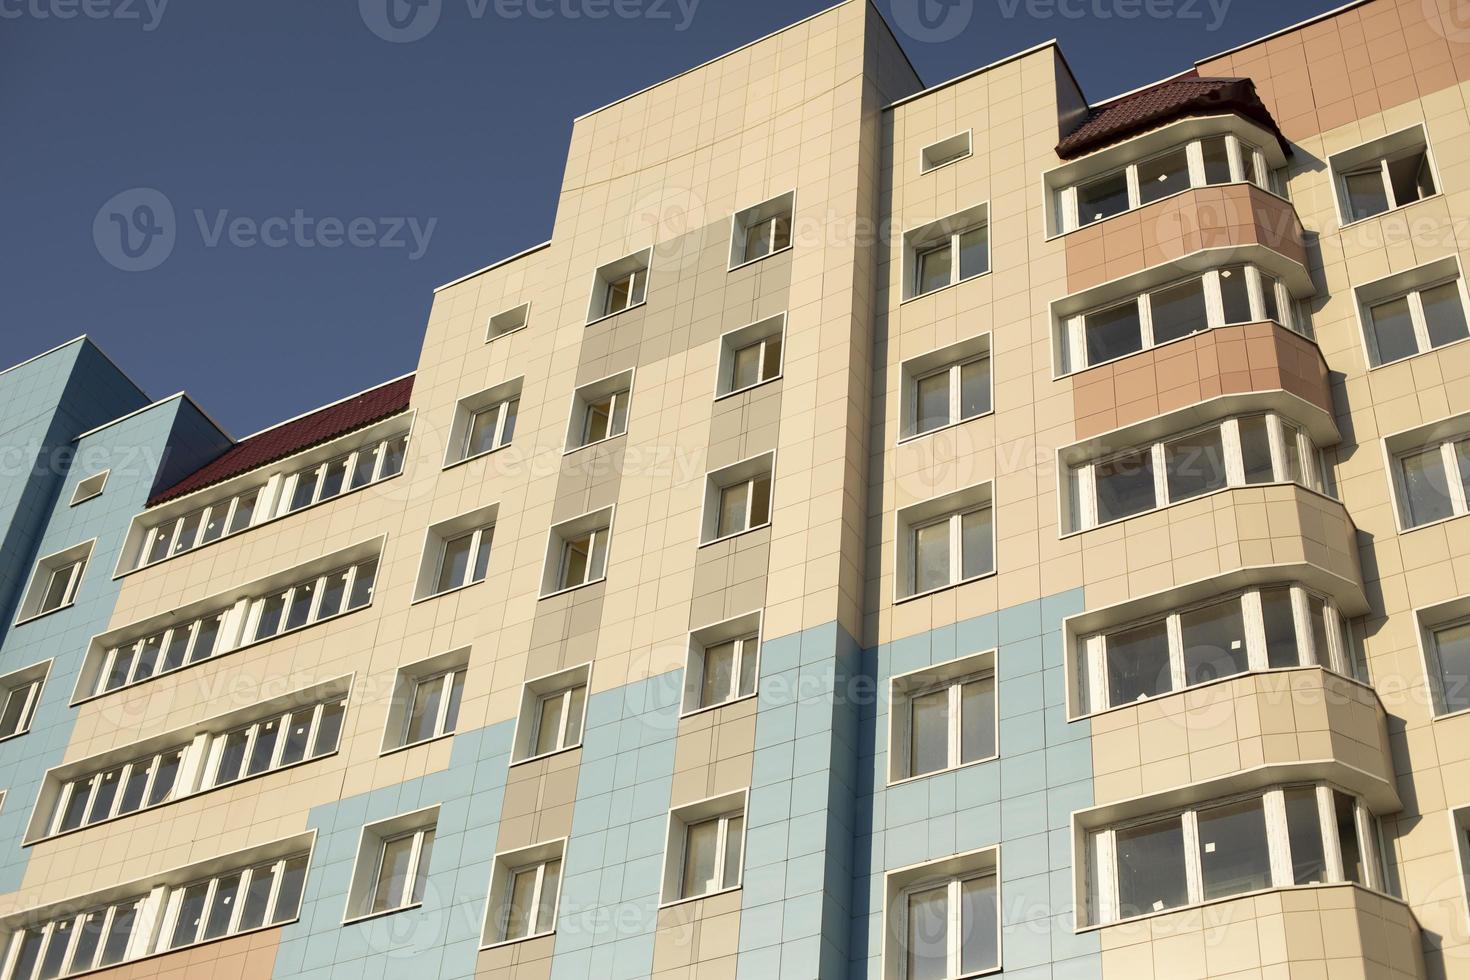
left=1056, top=72, right=1291, bottom=159
left=147, top=374, right=414, bottom=506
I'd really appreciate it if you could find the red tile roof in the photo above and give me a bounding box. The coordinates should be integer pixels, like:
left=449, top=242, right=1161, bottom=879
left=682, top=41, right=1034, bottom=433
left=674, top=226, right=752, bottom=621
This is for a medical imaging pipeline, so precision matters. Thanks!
left=148, top=375, right=415, bottom=506
left=1057, top=72, right=1290, bottom=159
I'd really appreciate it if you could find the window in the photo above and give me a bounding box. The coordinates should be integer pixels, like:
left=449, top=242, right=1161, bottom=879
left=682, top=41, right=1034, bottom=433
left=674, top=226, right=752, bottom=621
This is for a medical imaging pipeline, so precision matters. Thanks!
left=900, top=335, right=992, bottom=440
left=1055, top=131, right=1277, bottom=233
left=0, top=663, right=46, bottom=741
left=882, top=848, right=999, bottom=980
left=1078, top=585, right=1351, bottom=713
left=729, top=191, right=794, bottom=268
left=920, top=131, right=972, bottom=173
left=1066, top=413, right=1329, bottom=532
left=587, top=249, right=651, bottom=322
left=511, top=663, right=589, bottom=763
left=483, top=840, right=564, bottom=947
left=283, top=432, right=408, bottom=516
left=661, top=792, right=746, bottom=904
left=249, top=558, right=378, bottom=643
left=205, top=696, right=345, bottom=790
left=566, top=370, right=633, bottom=451
left=683, top=612, right=761, bottom=714
left=382, top=650, right=470, bottom=752
left=415, top=504, right=498, bottom=601
left=541, top=508, right=612, bottom=596
left=1331, top=125, right=1438, bottom=224
left=93, top=611, right=225, bottom=696
left=902, top=204, right=989, bottom=300
left=1357, top=260, right=1470, bottom=367
left=1414, top=596, right=1470, bottom=717
left=889, top=650, right=996, bottom=783
left=487, top=302, right=530, bottom=342
left=715, top=314, right=784, bottom=397
left=1394, top=438, right=1469, bottom=528
left=2, top=850, right=309, bottom=978
left=701, top=453, right=774, bottom=543
left=18, top=542, right=91, bottom=622
left=447, top=380, right=521, bottom=465
left=346, top=808, right=438, bottom=921
left=897, top=484, right=993, bottom=600
left=140, top=484, right=264, bottom=568
left=1086, top=783, right=1382, bottom=925
left=1059, top=263, right=1306, bottom=373
left=70, top=471, right=108, bottom=506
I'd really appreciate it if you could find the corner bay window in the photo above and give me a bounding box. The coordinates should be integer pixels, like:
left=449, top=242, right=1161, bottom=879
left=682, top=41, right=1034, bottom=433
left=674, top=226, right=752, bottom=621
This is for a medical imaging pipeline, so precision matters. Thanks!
left=1067, top=413, right=1328, bottom=531
left=1087, top=783, right=1382, bottom=924
left=1078, top=584, right=1351, bottom=713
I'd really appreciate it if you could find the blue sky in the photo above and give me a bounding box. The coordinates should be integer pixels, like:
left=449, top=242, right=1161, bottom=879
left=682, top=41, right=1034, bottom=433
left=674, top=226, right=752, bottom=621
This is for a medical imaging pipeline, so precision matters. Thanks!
left=1, top=0, right=1341, bottom=435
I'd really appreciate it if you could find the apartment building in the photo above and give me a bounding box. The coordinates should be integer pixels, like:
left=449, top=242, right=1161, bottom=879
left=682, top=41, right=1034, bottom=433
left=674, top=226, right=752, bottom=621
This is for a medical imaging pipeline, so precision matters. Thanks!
left=2, top=0, right=1470, bottom=977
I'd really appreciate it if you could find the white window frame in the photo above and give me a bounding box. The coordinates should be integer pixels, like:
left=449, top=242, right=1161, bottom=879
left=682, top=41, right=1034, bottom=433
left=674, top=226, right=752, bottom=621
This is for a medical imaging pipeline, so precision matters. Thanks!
left=715, top=314, right=786, bottom=399
left=888, top=649, right=998, bottom=784
left=1357, top=265, right=1470, bottom=368
left=70, top=471, right=109, bottom=506
left=1077, top=584, right=1351, bottom=715
left=343, top=807, right=439, bottom=923
left=901, top=203, right=989, bottom=302
left=659, top=790, right=748, bottom=906
left=138, top=483, right=267, bottom=568
left=896, top=871, right=1000, bottom=980
left=1413, top=596, right=1470, bottom=719
left=540, top=508, right=613, bottom=598
left=16, top=541, right=93, bottom=625
left=481, top=839, right=566, bottom=948
left=587, top=249, right=652, bottom=324
left=1329, top=123, right=1440, bottom=227
left=566, top=370, right=634, bottom=453
left=203, top=697, right=346, bottom=791
left=728, top=190, right=795, bottom=270
left=1085, top=783, right=1384, bottom=927
left=454, top=395, right=518, bottom=464
left=682, top=611, right=762, bottom=716
left=701, top=452, right=775, bottom=545
left=881, top=847, right=1002, bottom=980
left=919, top=130, right=972, bottom=174
left=381, top=648, right=471, bottom=754
left=430, top=525, right=494, bottom=597
left=1392, top=437, right=1469, bottom=530
left=895, top=484, right=995, bottom=602
left=0, top=661, right=48, bottom=743
left=486, top=301, right=530, bottom=342
left=246, top=557, right=378, bottom=643
left=510, top=663, right=591, bottom=764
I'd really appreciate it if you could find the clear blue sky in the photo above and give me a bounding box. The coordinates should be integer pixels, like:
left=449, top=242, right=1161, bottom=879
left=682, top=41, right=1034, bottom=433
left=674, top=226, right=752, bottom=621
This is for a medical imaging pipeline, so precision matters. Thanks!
left=1, top=0, right=1340, bottom=435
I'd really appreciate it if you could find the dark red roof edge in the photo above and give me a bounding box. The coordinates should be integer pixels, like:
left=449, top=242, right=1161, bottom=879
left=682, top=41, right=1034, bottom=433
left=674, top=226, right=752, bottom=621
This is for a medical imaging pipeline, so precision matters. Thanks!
left=148, top=375, right=415, bottom=507
left=1057, top=72, right=1291, bottom=160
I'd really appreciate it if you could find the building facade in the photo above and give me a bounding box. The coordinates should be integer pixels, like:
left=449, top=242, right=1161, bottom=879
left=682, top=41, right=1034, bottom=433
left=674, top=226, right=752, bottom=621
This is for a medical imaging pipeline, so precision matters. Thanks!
left=3, top=0, right=1470, bottom=976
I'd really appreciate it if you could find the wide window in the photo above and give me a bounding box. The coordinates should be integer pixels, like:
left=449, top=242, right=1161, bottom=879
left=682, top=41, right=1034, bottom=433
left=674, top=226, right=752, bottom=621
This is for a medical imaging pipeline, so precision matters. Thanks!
left=897, top=485, right=994, bottom=600
left=1087, top=784, right=1382, bottom=925
left=1057, top=132, right=1276, bottom=233
left=1060, top=263, right=1306, bottom=373
left=889, top=650, right=996, bottom=782
left=94, top=611, right=225, bottom=696
left=483, top=842, right=563, bottom=946
left=1361, top=273, right=1470, bottom=367
left=140, top=484, right=263, bottom=567
left=1078, top=584, right=1351, bottom=713
left=249, top=558, right=377, bottom=643
left=511, top=663, right=590, bottom=763
left=703, top=454, right=774, bottom=543
left=1067, top=413, right=1329, bottom=532
left=1331, top=125, right=1438, bottom=224
left=901, top=336, right=992, bottom=440
left=205, top=697, right=345, bottom=789
left=285, top=433, right=408, bottom=515
left=49, top=746, right=184, bottom=837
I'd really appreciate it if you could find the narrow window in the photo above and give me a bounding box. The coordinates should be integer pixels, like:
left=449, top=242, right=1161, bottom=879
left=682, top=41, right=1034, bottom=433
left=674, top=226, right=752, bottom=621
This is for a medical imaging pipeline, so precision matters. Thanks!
left=679, top=811, right=744, bottom=899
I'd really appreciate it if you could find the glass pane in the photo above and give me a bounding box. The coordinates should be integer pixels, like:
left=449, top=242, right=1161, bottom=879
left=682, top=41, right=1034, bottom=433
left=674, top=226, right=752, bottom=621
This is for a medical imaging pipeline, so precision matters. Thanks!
left=350, top=445, right=379, bottom=488
left=1077, top=170, right=1130, bottom=225
left=1261, top=588, right=1300, bottom=669
left=584, top=399, right=612, bottom=443
left=960, top=358, right=989, bottom=419
left=960, top=676, right=995, bottom=763
left=682, top=819, right=720, bottom=897
left=437, top=533, right=474, bottom=593
left=147, top=750, right=181, bottom=805
left=146, top=525, right=172, bottom=564
left=254, top=593, right=287, bottom=641
left=100, top=905, right=135, bottom=966
left=1400, top=447, right=1455, bottom=526
left=1146, top=277, right=1205, bottom=346
left=535, top=693, right=566, bottom=756
left=1421, top=281, right=1470, bottom=350
left=118, top=760, right=151, bottom=814
left=960, top=508, right=993, bottom=579
left=738, top=639, right=759, bottom=697
left=500, top=401, right=518, bottom=446
left=285, top=581, right=316, bottom=632
left=104, top=645, right=136, bottom=692
left=317, top=568, right=349, bottom=620
left=731, top=343, right=761, bottom=391
left=466, top=406, right=501, bottom=458
left=743, top=217, right=773, bottom=262
left=563, top=685, right=585, bottom=746
left=505, top=867, right=538, bottom=939
left=318, top=458, right=348, bottom=501
left=1201, top=136, right=1232, bottom=185
left=1085, top=300, right=1143, bottom=365
left=246, top=719, right=280, bottom=776
left=473, top=528, right=494, bottom=584
left=132, top=634, right=163, bottom=682
left=228, top=490, right=258, bottom=533
left=169, top=881, right=210, bottom=948
left=373, top=836, right=416, bottom=912
left=272, top=856, right=308, bottom=924
left=702, top=641, right=736, bottom=707
left=605, top=275, right=632, bottom=315
left=215, top=730, right=249, bottom=785
left=1369, top=295, right=1420, bottom=364
left=1260, top=274, right=1282, bottom=323
left=1106, top=620, right=1172, bottom=705
left=1138, top=148, right=1190, bottom=205
left=407, top=677, right=444, bottom=744
left=412, top=831, right=434, bottom=904
left=721, top=816, right=744, bottom=888
left=960, top=875, right=1000, bottom=974
left=1459, top=441, right=1470, bottom=503
left=589, top=530, right=609, bottom=581
left=915, top=371, right=950, bottom=434
left=561, top=535, right=591, bottom=588
left=1334, top=791, right=1365, bottom=884
left=172, top=509, right=203, bottom=555
left=1238, top=416, right=1276, bottom=484
left=761, top=335, right=782, bottom=381
left=380, top=436, right=407, bottom=478
left=1181, top=598, right=1249, bottom=686
left=289, top=467, right=318, bottom=511
left=1388, top=150, right=1433, bottom=206
left=1218, top=265, right=1253, bottom=324
left=70, top=910, right=106, bottom=975
left=1197, top=797, right=1272, bottom=900
left=39, top=919, right=72, bottom=979
left=238, top=863, right=276, bottom=932
left=59, top=777, right=92, bottom=831
left=0, top=686, right=29, bottom=738
left=906, top=884, right=949, bottom=980
left=1284, top=787, right=1328, bottom=885
left=444, top=671, right=465, bottom=733
left=87, top=767, right=122, bottom=824
left=191, top=615, right=222, bottom=663
left=916, top=242, right=952, bottom=295
left=749, top=475, right=771, bottom=528
left=349, top=559, right=377, bottom=609
left=279, top=711, right=311, bottom=766
left=1116, top=816, right=1188, bottom=918
left=610, top=393, right=630, bottom=437
left=161, top=627, right=191, bottom=673
left=536, top=860, right=561, bottom=934
left=1241, top=147, right=1260, bottom=185
left=909, top=688, right=949, bottom=777
left=957, top=225, right=988, bottom=280
left=912, top=521, right=950, bottom=595
left=11, top=931, right=42, bottom=980
left=1345, top=168, right=1390, bottom=221
left=311, top=701, right=345, bottom=757
left=1433, top=621, right=1470, bottom=714
left=1164, top=426, right=1227, bottom=502
left=202, top=872, right=242, bottom=940
left=1095, top=449, right=1156, bottom=524
left=717, top=482, right=750, bottom=538
left=1281, top=423, right=1304, bottom=485
left=1307, top=596, right=1332, bottom=667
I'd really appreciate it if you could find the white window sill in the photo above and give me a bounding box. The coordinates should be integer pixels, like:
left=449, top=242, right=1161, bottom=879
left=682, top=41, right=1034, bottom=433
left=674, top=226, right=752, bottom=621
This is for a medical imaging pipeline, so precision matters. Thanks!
left=1077, top=880, right=1399, bottom=934
left=1336, top=192, right=1441, bottom=232
left=886, top=751, right=999, bottom=789
left=727, top=243, right=793, bottom=273
left=486, top=324, right=529, bottom=344
left=380, top=730, right=457, bottom=758
left=1369, top=332, right=1470, bottom=372
left=699, top=522, right=772, bottom=549
left=585, top=300, right=647, bottom=328
left=14, top=603, right=76, bottom=628
left=564, top=433, right=627, bottom=456
left=342, top=902, right=423, bottom=927
left=1394, top=507, right=1468, bottom=535
left=679, top=691, right=758, bottom=721
left=713, top=375, right=782, bottom=403
left=71, top=917, right=303, bottom=979
left=0, top=727, right=32, bottom=746
left=659, top=884, right=741, bottom=910
left=1045, top=180, right=1291, bottom=242
left=539, top=576, right=607, bottom=601
left=900, top=268, right=991, bottom=306
left=896, top=408, right=995, bottom=446
left=1067, top=664, right=1371, bottom=724
left=919, top=150, right=973, bottom=175
left=1055, top=318, right=1304, bottom=381
left=442, top=443, right=512, bottom=472
left=480, top=928, right=555, bottom=951
left=410, top=578, right=486, bottom=607
left=894, top=569, right=996, bottom=605
left=1062, top=480, right=1340, bottom=539
left=508, top=742, right=583, bottom=768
